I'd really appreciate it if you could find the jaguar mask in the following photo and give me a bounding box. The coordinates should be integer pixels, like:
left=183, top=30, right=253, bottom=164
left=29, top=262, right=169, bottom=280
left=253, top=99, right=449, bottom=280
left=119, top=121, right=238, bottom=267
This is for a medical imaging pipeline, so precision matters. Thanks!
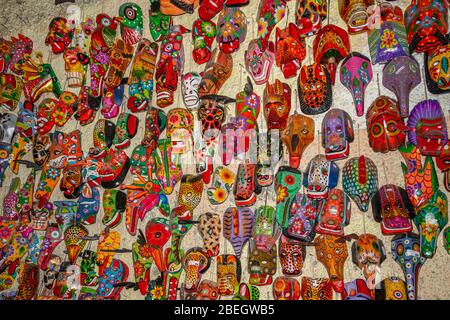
left=217, top=254, right=241, bottom=296
left=279, top=235, right=306, bottom=276
left=301, top=277, right=333, bottom=300
left=298, top=63, right=332, bottom=115
left=275, top=23, right=306, bottom=79
left=295, top=0, right=327, bottom=36
left=263, top=79, right=291, bottom=131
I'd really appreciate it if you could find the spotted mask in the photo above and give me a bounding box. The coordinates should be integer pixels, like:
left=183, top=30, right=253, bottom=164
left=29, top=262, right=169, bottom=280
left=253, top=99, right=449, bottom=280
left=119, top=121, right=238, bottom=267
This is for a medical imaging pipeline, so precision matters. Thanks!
left=322, top=109, right=354, bottom=161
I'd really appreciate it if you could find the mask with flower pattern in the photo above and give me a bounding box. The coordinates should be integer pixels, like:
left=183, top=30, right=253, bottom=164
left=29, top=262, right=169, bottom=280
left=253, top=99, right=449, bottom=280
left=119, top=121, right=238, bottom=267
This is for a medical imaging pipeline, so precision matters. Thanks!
left=45, top=17, right=75, bottom=54
left=9, top=34, right=33, bottom=75
left=285, top=193, right=319, bottom=242
left=245, top=40, right=275, bottom=85
left=256, top=0, right=287, bottom=51
left=192, top=18, right=216, bottom=64
left=216, top=6, right=246, bottom=54
left=275, top=23, right=307, bottom=79
left=275, top=166, right=303, bottom=229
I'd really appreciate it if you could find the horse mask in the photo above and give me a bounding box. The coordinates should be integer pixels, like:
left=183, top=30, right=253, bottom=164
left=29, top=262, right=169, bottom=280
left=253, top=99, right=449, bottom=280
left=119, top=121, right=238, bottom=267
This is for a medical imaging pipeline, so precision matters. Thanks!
left=322, top=109, right=354, bottom=161
left=316, top=189, right=351, bottom=237
left=303, top=155, right=340, bottom=199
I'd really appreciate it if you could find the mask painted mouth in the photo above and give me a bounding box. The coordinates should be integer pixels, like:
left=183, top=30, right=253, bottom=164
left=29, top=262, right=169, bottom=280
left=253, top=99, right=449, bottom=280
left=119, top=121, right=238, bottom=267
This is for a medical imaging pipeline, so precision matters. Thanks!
left=219, top=36, right=240, bottom=54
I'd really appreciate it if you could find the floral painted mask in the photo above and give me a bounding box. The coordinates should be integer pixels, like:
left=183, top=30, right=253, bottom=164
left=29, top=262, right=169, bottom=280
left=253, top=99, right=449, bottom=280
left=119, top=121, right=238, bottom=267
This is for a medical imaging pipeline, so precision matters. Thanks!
left=404, top=0, right=448, bottom=54
left=45, top=17, right=75, bottom=54
left=313, top=24, right=350, bottom=85
left=279, top=235, right=306, bottom=276
left=303, top=155, right=339, bottom=199
left=275, top=166, right=303, bottom=229
left=315, top=234, right=348, bottom=293
left=340, top=52, right=373, bottom=117
left=316, top=189, right=351, bottom=237
left=97, top=148, right=130, bottom=189
left=301, top=277, right=333, bottom=300
left=298, top=63, right=332, bottom=115
left=275, top=23, right=306, bottom=79
left=286, top=194, right=319, bottom=242
left=0, top=74, right=23, bottom=111
left=351, top=234, right=386, bottom=290
left=198, top=48, right=233, bottom=97
left=207, top=166, right=235, bottom=205
left=295, top=0, right=327, bottom=36
left=245, top=39, right=275, bottom=85
left=371, top=184, right=414, bottom=235
left=9, top=34, right=33, bottom=75
left=413, top=189, right=448, bottom=258
left=366, top=96, right=406, bottom=153
left=256, top=0, right=287, bottom=51
left=152, top=139, right=183, bottom=195
left=273, top=277, right=300, bottom=300
left=149, top=2, right=172, bottom=42
left=407, top=99, right=448, bottom=156
left=343, top=156, right=378, bottom=212
left=223, top=207, right=254, bottom=258
left=375, top=276, right=407, bottom=300
left=192, top=18, right=216, bottom=64
left=391, top=233, right=427, bottom=300
left=322, top=109, right=354, bottom=161
left=263, top=79, right=291, bottom=130
left=216, top=6, right=246, bottom=54
left=338, top=0, right=374, bottom=34
left=102, top=189, right=127, bottom=229
left=248, top=238, right=277, bottom=286
left=382, top=55, right=421, bottom=118
left=183, top=248, right=211, bottom=292
left=119, top=2, right=144, bottom=45
left=281, top=113, right=315, bottom=168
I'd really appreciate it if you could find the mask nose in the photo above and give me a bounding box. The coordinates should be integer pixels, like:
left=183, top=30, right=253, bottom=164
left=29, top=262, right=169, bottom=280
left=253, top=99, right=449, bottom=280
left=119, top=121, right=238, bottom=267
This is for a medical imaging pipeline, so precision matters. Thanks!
left=292, top=134, right=299, bottom=151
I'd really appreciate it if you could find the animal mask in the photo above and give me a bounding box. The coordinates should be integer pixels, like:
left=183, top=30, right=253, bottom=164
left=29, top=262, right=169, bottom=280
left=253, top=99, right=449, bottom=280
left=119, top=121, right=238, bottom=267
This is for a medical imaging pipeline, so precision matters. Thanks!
left=181, top=72, right=201, bottom=111
left=245, top=40, right=275, bottom=85
left=197, top=212, right=221, bottom=257
left=273, top=277, right=301, bottom=300
left=275, top=23, right=306, bottom=79
left=256, top=0, right=287, bottom=51
left=166, top=108, right=194, bottom=156
left=382, top=55, right=421, bottom=118
left=0, top=74, right=23, bottom=111
left=198, top=48, right=233, bottom=97
left=248, top=239, right=277, bottom=286
left=315, top=234, right=348, bottom=293
left=149, top=3, right=172, bottom=42
left=233, top=163, right=262, bottom=207
left=198, top=95, right=233, bottom=141
left=351, top=234, right=386, bottom=290
left=9, top=34, right=33, bottom=75
left=217, top=254, right=240, bottom=296
left=372, top=185, right=415, bottom=235
left=367, top=3, right=409, bottom=65
left=97, top=148, right=130, bottom=189
left=76, top=185, right=100, bottom=225
left=313, top=24, right=351, bottom=85
left=102, top=189, right=127, bottom=229
left=263, top=79, right=291, bottom=130
left=142, top=107, right=167, bottom=154
left=182, top=248, right=210, bottom=293
left=281, top=113, right=315, bottom=168
left=112, top=112, right=139, bottom=149
left=216, top=7, right=246, bottom=54
left=90, top=13, right=120, bottom=55
left=105, top=39, right=134, bottom=89
left=301, top=277, right=333, bottom=300
left=366, top=96, right=407, bottom=153
left=223, top=207, right=254, bottom=258
left=340, top=52, right=373, bottom=117
left=97, top=259, right=129, bottom=299
left=152, top=138, right=183, bottom=195
left=279, top=235, right=306, bottom=276
left=295, top=0, right=327, bottom=36
left=119, top=2, right=144, bottom=45
left=399, top=143, right=439, bottom=208
left=437, top=143, right=450, bottom=192
left=407, top=99, right=448, bottom=156
left=155, top=25, right=189, bottom=108
left=322, top=109, right=354, bottom=161
left=45, top=17, right=75, bottom=54
left=192, top=19, right=216, bottom=64
left=316, top=189, right=351, bottom=236
left=391, top=233, right=427, bottom=300
left=233, top=283, right=260, bottom=300
left=303, top=155, right=340, bottom=199
left=285, top=194, right=319, bottom=242
left=425, top=43, right=450, bottom=94
left=275, top=166, right=303, bottom=229
left=64, top=224, right=88, bottom=265
left=199, top=0, right=224, bottom=21
left=298, top=63, right=332, bottom=115
left=60, top=164, right=84, bottom=199
left=33, top=133, right=52, bottom=168
left=338, top=0, right=374, bottom=34
left=375, top=276, right=407, bottom=300
left=194, top=280, right=220, bottom=300
left=342, top=156, right=379, bottom=212
left=341, top=279, right=372, bottom=300
left=90, top=119, right=116, bottom=158
left=404, top=0, right=448, bottom=53
left=253, top=205, right=278, bottom=242
left=63, top=47, right=89, bottom=90
left=413, top=190, right=448, bottom=258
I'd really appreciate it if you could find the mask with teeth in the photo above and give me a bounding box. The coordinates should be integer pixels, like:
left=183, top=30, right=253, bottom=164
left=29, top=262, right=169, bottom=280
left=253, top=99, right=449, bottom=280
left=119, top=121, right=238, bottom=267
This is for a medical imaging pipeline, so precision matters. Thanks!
left=31, top=202, right=54, bottom=231
left=181, top=72, right=201, bottom=111
left=407, top=99, right=448, bottom=156
left=275, top=23, right=306, bottom=79
left=63, top=47, right=89, bottom=88
left=97, top=148, right=130, bottom=189
left=338, top=0, right=374, bottom=34
left=303, top=154, right=340, bottom=199
left=295, top=0, right=327, bottom=36
left=217, top=254, right=241, bottom=296
left=248, top=238, right=277, bottom=286
left=301, top=277, right=333, bottom=300
left=192, top=18, right=217, bottom=64
left=216, top=7, right=246, bottom=54
left=322, top=109, right=354, bottom=161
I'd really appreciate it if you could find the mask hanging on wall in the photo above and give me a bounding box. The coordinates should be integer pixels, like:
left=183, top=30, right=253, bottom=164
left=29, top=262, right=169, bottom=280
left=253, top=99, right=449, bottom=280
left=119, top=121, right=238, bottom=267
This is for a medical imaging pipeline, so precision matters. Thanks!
left=245, top=39, right=275, bottom=85
left=197, top=212, right=221, bottom=257
left=301, top=277, right=333, bottom=300
left=192, top=18, right=216, bottom=64
left=207, top=166, right=235, bottom=205
left=256, top=0, right=287, bottom=51
left=282, top=113, right=315, bottom=169
left=198, top=48, right=233, bottom=97
left=374, top=276, right=407, bottom=300
left=322, top=109, right=354, bottom=161
left=279, top=235, right=306, bottom=276
left=437, top=143, right=450, bottom=192
left=142, top=107, right=167, bottom=154
left=248, top=238, right=277, bottom=286
left=0, top=74, right=23, bottom=111
left=216, top=6, right=247, bottom=54
left=298, top=63, right=332, bottom=115
left=149, top=0, right=173, bottom=42
left=338, top=0, right=374, bottom=34
left=45, top=17, right=75, bottom=54
left=104, top=39, right=134, bottom=89
left=233, top=163, right=262, bottom=207
left=217, top=254, right=241, bottom=296
left=275, top=166, right=303, bottom=229
left=102, top=189, right=126, bottom=229
left=160, top=0, right=199, bottom=15
left=199, top=0, right=224, bottom=21
left=181, top=72, right=201, bottom=111
left=273, top=276, right=300, bottom=300
left=316, top=189, right=351, bottom=237
left=295, top=0, right=327, bottom=36
left=63, top=47, right=89, bottom=88
left=263, top=79, right=291, bottom=131
left=119, top=2, right=144, bottom=45
left=285, top=193, right=319, bottom=243
left=341, top=279, right=372, bottom=300
left=424, top=42, right=450, bottom=94
left=444, top=227, right=450, bottom=254
left=223, top=207, right=254, bottom=258
left=9, top=34, right=33, bottom=75
left=303, top=155, right=339, bottom=199
left=275, top=23, right=306, bottom=79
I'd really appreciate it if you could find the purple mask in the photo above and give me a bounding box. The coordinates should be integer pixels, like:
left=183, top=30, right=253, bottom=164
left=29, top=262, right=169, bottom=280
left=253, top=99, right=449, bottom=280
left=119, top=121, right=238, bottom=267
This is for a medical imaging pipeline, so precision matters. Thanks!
left=223, top=207, right=254, bottom=259
left=322, top=109, right=354, bottom=161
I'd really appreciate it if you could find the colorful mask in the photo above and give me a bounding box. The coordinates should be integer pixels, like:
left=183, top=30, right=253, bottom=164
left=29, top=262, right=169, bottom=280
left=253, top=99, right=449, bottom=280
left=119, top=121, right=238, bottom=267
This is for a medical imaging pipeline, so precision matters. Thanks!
left=72, top=17, right=96, bottom=56
left=194, top=280, right=219, bottom=300
left=105, top=39, right=134, bottom=89
left=399, top=144, right=439, bottom=208
left=112, top=112, right=139, bottom=149
left=272, top=276, right=300, bottom=300
left=45, top=17, right=75, bottom=54
left=15, top=104, right=37, bottom=138
left=160, top=0, right=199, bottom=15
left=60, top=164, right=84, bottom=199
left=102, top=78, right=125, bottom=120
left=181, top=72, right=201, bottom=111
left=301, top=277, right=333, bottom=300
left=443, top=227, right=449, bottom=254
left=322, top=109, right=353, bottom=161
left=341, top=279, right=372, bottom=300
left=315, top=234, right=348, bottom=293
left=413, top=189, right=448, bottom=258
left=199, top=0, right=224, bottom=21
left=425, top=43, right=450, bottom=94
left=245, top=40, right=275, bottom=85
left=391, top=233, right=427, bottom=300
left=375, top=276, right=407, bottom=300
left=303, top=155, right=339, bottom=199
left=155, top=25, right=189, bottom=108
left=166, top=108, right=194, bottom=156
left=279, top=235, right=306, bottom=276
left=76, top=185, right=100, bottom=225
left=63, top=47, right=88, bottom=88
left=128, top=39, right=158, bottom=113
left=316, top=189, right=351, bottom=237
left=192, top=19, right=216, bottom=64
left=367, top=3, right=409, bottom=65
left=404, top=0, right=448, bottom=53
left=233, top=164, right=261, bottom=207
left=88, top=51, right=110, bottom=105
left=263, top=79, right=291, bottom=130
left=223, top=207, right=254, bottom=258
left=256, top=0, right=287, bottom=51
left=90, top=119, right=116, bottom=158
left=80, top=250, right=98, bottom=287
left=119, top=2, right=144, bottom=45
left=342, top=156, right=379, bottom=212
left=16, top=261, right=40, bottom=300
left=183, top=248, right=210, bottom=292
left=248, top=237, right=277, bottom=286
left=97, top=258, right=129, bottom=300
left=372, top=184, right=415, bottom=235
left=142, top=107, right=167, bottom=153
left=253, top=205, right=278, bottom=241
left=198, top=95, right=232, bottom=140
left=275, top=166, right=303, bottom=229
left=216, top=7, right=246, bottom=54
left=64, top=224, right=88, bottom=264
left=0, top=74, right=23, bottom=111
left=102, top=189, right=126, bottom=229
left=295, top=0, right=327, bottom=36
left=298, top=63, right=332, bottom=115
left=351, top=234, right=386, bottom=290
left=217, top=254, right=241, bottom=295
left=340, top=52, right=373, bottom=117
left=207, top=166, right=235, bottom=205
left=9, top=34, right=33, bottom=75
left=313, top=24, right=351, bottom=85
left=149, top=1, right=172, bottom=42
left=198, top=48, right=233, bottom=97
left=153, top=139, right=183, bottom=195
left=382, top=55, right=421, bottom=118
left=97, top=148, right=130, bottom=189
left=286, top=194, right=319, bottom=242
left=275, top=23, right=306, bottom=79
left=96, top=230, right=121, bottom=276
left=90, top=13, right=120, bottom=54
left=338, top=0, right=374, bottom=34
left=282, top=113, right=315, bottom=168
left=407, top=99, right=448, bottom=156
left=437, top=143, right=450, bottom=192
left=177, top=174, right=204, bottom=217
left=197, top=212, right=221, bottom=257
left=233, top=283, right=260, bottom=300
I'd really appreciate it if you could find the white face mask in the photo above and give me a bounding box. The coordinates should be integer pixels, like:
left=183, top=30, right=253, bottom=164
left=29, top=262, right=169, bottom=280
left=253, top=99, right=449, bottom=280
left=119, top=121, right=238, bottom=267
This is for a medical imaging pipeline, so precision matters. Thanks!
left=181, top=72, right=201, bottom=111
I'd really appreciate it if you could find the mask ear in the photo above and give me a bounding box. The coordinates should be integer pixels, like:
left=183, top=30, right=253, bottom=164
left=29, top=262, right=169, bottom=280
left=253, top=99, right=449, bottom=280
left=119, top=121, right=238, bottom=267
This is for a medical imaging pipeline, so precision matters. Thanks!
left=344, top=111, right=354, bottom=142
left=399, top=186, right=415, bottom=219
left=371, top=190, right=382, bottom=222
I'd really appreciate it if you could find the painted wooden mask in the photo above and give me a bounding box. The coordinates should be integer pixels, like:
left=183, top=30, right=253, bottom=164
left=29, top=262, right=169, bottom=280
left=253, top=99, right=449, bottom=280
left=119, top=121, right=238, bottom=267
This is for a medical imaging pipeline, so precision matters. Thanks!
left=263, top=79, right=291, bottom=131
left=223, top=207, right=254, bottom=258
left=245, top=40, right=275, bottom=85
left=279, top=235, right=306, bottom=276
left=338, top=0, right=374, bottom=34
left=303, top=155, right=339, bottom=199
left=192, top=18, right=217, bottom=64
left=216, top=6, right=247, bottom=54
left=322, top=109, right=354, bottom=161
left=275, top=166, right=303, bottom=229
left=248, top=238, right=277, bottom=286
left=273, top=276, right=300, bottom=300
left=286, top=193, right=319, bottom=242
left=275, top=23, right=306, bottom=79
left=198, top=48, right=233, bottom=97
left=217, top=254, right=241, bottom=296
left=301, top=277, right=333, bottom=300
left=183, top=248, right=211, bottom=292
left=295, top=0, right=327, bottom=36
left=375, top=276, right=407, bottom=300
left=316, top=189, right=351, bottom=237
left=45, top=17, right=75, bottom=54
left=256, top=0, right=287, bottom=51
left=298, top=63, right=332, bottom=115
left=119, top=2, right=144, bottom=45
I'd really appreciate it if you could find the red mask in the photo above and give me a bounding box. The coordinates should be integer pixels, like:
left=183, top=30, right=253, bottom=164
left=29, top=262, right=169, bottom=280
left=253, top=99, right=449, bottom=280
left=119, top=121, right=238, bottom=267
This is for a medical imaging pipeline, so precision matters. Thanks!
left=216, top=6, right=247, bottom=54
left=45, top=17, right=75, bottom=54
left=263, top=79, right=291, bottom=130
left=295, top=0, right=327, bottom=36
left=199, top=0, right=224, bottom=21
left=273, top=277, right=301, bottom=300
left=275, top=23, right=306, bottom=78
left=192, top=18, right=217, bottom=64
left=198, top=48, right=233, bottom=97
